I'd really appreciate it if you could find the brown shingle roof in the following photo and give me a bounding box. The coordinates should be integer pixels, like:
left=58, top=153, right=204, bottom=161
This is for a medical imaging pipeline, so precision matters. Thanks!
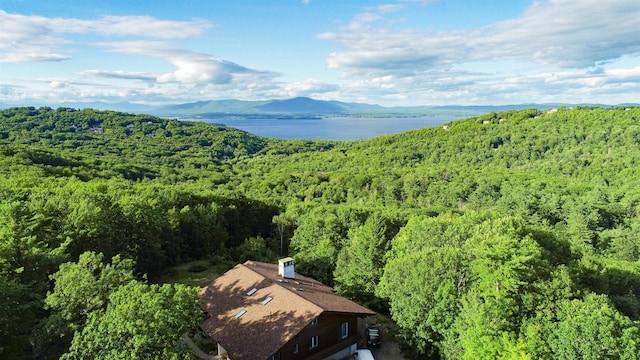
left=199, top=261, right=375, bottom=360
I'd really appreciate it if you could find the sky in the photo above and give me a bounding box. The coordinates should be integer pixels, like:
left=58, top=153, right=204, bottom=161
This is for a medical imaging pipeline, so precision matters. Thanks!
left=1, top=0, right=639, bottom=107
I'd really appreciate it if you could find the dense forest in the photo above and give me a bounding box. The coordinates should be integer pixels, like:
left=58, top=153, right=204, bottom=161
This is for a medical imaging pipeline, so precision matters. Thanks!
left=1, top=106, right=640, bottom=359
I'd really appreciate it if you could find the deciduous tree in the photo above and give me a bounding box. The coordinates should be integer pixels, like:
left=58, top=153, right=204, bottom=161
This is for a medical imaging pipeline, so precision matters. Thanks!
left=62, top=281, right=202, bottom=360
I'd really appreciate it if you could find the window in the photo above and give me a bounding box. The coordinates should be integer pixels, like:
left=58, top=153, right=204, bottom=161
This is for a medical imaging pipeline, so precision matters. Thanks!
left=293, top=343, right=299, bottom=354
left=269, top=352, right=281, bottom=360
left=310, top=335, right=319, bottom=348
left=311, top=317, right=318, bottom=326
left=341, top=322, right=349, bottom=339
left=247, top=287, right=257, bottom=296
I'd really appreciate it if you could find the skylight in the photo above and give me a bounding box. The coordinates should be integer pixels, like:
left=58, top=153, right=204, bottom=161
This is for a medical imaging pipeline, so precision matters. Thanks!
left=234, top=309, right=247, bottom=319
left=261, top=296, right=273, bottom=305
left=247, top=287, right=258, bottom=296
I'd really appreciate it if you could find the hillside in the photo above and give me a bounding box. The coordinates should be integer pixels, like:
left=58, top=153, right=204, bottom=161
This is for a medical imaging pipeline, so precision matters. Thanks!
left=1, top=106, right=640, bottom=359
left=0, top=106, right=340, bottom=182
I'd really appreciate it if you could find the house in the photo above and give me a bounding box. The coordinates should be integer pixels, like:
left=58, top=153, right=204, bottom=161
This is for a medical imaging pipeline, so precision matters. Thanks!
left=199, top=258, right=376, bottom=360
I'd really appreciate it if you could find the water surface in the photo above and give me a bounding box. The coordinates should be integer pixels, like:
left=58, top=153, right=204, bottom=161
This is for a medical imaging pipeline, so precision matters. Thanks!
left=208, top=116, right=464, bottom=141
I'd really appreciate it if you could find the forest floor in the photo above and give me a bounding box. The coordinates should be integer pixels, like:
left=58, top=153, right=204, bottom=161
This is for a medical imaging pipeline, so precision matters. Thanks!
left=153, top=259, right=232, bottom=286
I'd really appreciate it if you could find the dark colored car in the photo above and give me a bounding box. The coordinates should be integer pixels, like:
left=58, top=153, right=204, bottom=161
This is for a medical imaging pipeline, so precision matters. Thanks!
left=366, top=324, right=381, bottom=347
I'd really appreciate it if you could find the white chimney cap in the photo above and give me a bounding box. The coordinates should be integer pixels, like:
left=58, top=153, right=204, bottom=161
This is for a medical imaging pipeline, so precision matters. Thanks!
left=278, top=257, right=295, bottom=279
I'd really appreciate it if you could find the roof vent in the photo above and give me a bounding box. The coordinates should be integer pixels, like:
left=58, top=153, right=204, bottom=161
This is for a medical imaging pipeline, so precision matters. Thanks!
left=278, top=257, right=295, bottom=279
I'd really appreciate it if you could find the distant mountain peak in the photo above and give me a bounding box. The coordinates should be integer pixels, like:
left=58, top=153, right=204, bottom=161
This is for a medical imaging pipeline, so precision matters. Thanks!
left=255, top=97, right=345, bottom=114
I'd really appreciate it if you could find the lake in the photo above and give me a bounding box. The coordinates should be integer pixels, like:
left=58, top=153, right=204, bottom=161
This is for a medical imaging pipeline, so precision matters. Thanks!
left=206, top=116, right=465, bottom=140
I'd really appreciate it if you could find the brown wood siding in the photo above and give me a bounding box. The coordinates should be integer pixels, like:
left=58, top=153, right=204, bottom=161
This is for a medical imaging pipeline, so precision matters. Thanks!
left=273, top=313, right=358, bottom=360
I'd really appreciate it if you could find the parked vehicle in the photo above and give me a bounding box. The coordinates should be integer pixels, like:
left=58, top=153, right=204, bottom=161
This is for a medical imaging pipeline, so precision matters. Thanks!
left=366, top=324, right=381, bottom=347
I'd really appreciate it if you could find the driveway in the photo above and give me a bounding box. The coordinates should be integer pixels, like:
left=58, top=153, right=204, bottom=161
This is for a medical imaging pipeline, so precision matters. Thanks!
left=360, top=316, right=407, bottom=360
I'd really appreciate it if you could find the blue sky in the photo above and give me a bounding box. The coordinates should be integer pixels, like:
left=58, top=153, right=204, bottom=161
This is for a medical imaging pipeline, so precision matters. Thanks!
left=1, top=0, right=639, bottom=106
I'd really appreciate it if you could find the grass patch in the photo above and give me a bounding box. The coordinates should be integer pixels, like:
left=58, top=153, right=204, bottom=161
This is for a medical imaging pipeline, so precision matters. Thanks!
left=160, top=259, right=232, bottom=287
left=187, top=263, right=208, bottom=273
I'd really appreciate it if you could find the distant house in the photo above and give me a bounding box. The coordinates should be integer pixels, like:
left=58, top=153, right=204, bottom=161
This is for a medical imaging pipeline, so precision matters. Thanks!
left=199, top=258, right=375, bottom=360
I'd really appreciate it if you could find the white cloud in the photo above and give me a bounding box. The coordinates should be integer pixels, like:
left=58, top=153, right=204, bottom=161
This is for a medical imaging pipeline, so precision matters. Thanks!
left=1, top=53, right=70, bottom=63
left=480, top=0, right=640, bottom=67
left=80, top=16, right=212, bottom=38
left=49, top=80, right=70, bottom=89
left=3, top=2, right=639, bottom=106
left=98, top=41, right=278, bottom=85
left=321, top=0, right=640, bottom=74
left=317, top=0, right=640, bottom=104
left=78, top=70, right=157, bottom=82
left=0, top=11, right=70, bottom=62
left=282, top=79, right=339, bottom=97
left=376, top=4, right=405, bottom=13
left=0, top=10, right=293, bottom=105
left=0, top=10, right=213, bottom=63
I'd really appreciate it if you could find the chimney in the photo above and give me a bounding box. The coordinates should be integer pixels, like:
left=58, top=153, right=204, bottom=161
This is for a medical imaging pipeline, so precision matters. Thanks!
left=278, top=257, right=295, bottom=279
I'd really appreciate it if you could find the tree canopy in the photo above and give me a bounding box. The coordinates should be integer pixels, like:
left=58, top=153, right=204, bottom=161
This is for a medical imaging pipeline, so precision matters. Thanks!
left=2, top=105, right=640, bottom=358
left=63, top=281, right=202, bottom=360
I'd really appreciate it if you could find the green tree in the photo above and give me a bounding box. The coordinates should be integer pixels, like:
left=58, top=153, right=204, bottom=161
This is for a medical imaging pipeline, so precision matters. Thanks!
left=235, top=236, right=277, bottom=263
left=289, top=211, right=341, bottom=284
left=0, top=274, right=41, bottom=358
left=0, top=199, right=70, bottom=290
left=377, top=212, right=478, bottom=354
left=443, top=217, right=546, bottom=359
left=446, top=291, right=531, bottom=360
left=464, top=218, right=544, bottom=314
left=522, top=294, right=640, bottom=359
left=334, top=212, right=390, bottom=304
left=40, top=251, right=135, bottom=357
left=62, top=281, right=203, bottom=360
left=272, top=213, right=294, bottom=257
left=606, top=219, right=640, bottom=262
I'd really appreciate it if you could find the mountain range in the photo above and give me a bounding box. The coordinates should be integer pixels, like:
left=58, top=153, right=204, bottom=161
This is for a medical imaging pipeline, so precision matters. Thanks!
left=2, top=97, right=635, bottom=119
